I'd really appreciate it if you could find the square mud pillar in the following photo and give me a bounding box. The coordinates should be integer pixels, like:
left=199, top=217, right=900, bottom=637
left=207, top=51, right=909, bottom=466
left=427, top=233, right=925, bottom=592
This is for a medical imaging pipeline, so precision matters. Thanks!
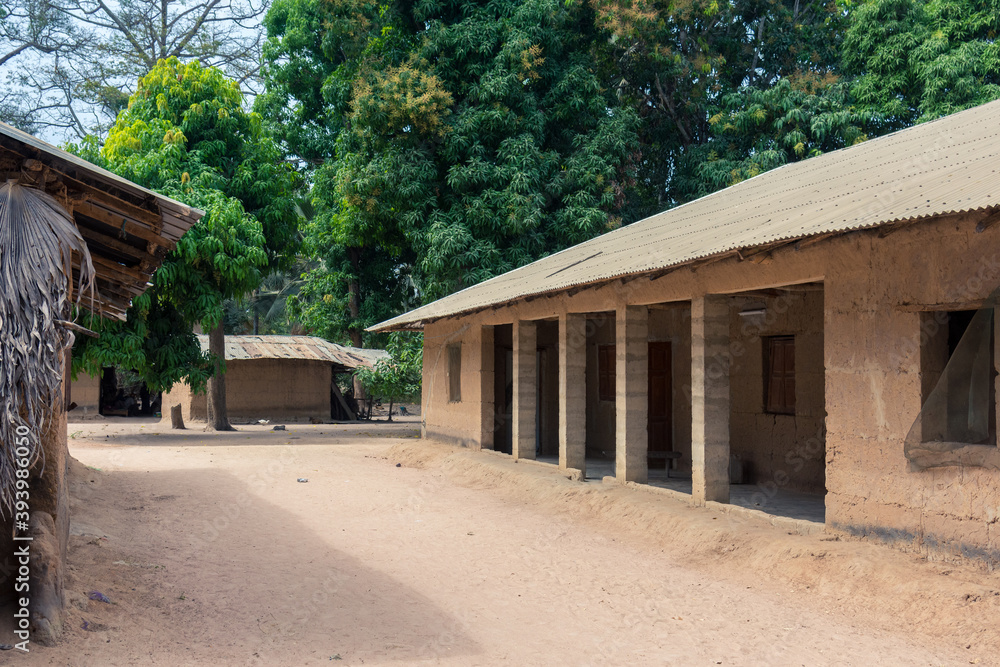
left=616, top=305, right=648, bottom=483
left=692, top=294, right=731, bottom=505
left=994, top=309, right=1000, bottom=443
left=479, top=325, right=495, bottom=451
left=512, top=319, right=537, bottom=460
left=559, top=312, right=587, bottom=474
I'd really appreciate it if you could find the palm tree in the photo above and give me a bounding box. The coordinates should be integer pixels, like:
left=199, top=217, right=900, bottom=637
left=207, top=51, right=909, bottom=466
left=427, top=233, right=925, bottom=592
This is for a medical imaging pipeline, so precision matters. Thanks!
left=223, top=257, right=317, bottom=335
left=0, top=181, right=95, bottom=513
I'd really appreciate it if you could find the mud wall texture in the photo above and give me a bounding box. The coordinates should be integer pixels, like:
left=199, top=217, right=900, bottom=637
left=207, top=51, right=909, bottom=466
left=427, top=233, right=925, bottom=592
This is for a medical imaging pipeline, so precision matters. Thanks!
left=419, top=210, right=1000, bottom=567
left=421, top=322, right=493, bottom=449
left=728, top=291, right=826, bottom=493
left=822, top=217, right=1000, bottom=566
left=162, top=359, right=332, bottom=423
left=69, top=372, right=101, bottom=417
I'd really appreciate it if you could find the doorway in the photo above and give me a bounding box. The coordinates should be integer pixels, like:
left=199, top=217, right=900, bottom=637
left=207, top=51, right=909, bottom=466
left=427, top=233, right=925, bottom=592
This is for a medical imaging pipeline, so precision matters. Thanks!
left=647, top=341, right=673, bottom=469
left=493, top=324, right=513, bottom=454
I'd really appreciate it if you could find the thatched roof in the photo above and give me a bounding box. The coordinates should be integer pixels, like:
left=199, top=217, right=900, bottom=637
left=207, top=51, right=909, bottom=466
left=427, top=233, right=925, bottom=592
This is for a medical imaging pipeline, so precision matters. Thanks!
left=0, top=122, right=204, bottom=319
left=0, top=125, right=202, bottom=516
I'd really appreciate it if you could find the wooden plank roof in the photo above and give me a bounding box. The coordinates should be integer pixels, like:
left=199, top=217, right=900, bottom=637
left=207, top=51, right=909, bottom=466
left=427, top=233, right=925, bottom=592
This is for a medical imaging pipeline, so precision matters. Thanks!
left=0, top=122, right=204, bottom=319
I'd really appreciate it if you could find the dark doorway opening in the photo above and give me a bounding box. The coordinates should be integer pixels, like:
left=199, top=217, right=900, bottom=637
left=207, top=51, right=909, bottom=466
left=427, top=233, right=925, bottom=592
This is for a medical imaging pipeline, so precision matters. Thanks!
left=647, top=341, right=674, bottom=470
left=100, top=367, right=161, bottom=417
left=493, top=324, right=513, bottom=455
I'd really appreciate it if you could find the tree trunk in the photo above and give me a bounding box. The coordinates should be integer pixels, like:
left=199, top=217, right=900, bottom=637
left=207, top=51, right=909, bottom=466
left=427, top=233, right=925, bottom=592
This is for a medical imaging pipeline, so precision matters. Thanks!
left=347, top=247, right=366, bottom=401
left=253, top=289, right=259, bottom=334
left=170, top=404, right=185, bottom=429
left=387, top=398, right=394, bottom=422
left=206, top=320, right=235, bottom=431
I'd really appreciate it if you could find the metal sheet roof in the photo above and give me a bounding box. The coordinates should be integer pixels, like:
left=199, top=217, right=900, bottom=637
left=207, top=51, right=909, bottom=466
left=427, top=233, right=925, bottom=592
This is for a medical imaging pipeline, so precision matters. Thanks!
left=0, top=121, right=204, bottom=319
left=196, top=335, right=387, bottom=370
left=372, top=98, right=1000, bottom=331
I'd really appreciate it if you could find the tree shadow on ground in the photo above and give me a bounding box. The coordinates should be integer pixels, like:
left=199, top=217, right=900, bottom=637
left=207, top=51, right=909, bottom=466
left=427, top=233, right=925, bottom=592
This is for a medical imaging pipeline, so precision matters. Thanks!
left=0, top=462, right=477, bottom=665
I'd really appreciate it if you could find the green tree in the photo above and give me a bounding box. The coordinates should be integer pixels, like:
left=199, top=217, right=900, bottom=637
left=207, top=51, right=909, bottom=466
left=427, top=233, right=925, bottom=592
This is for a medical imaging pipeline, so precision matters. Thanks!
left=74, top=58, right=301, bottom=430
left=844, top=0, right=1000, bottom=129
left=354, top=332, right=422, bottom=421
left=261, top=0, right=641, bottom=344
left=224, top=257, right=317, bottom=335
left=676, top=77, right=874, bottom=199
left=592, top=0, right=849, bottom=214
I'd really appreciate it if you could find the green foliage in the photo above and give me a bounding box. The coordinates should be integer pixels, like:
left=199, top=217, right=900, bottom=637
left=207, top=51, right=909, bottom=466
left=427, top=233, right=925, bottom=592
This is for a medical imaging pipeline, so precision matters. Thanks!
left=223, top=261, right=315, bottom=335
left=73, top=58, right=301, bottom=392
left=593, top=0, right=849, bottom=214
left=262, top=0, right=641, bottom=343
left=286, top=241, right=413, bottom=343
left=256, top=0, right=1000, bottom=352
left=678, top=78, right=875, bottom=198
left=105, top=58, right=302, bottom=268
left=354, top=332, right=423, bottom=404
left=844, top=0, right=1000, bottom=128
left=407, top=0, right=642, bottom=298
left=72, top=294, right=212, bottom=394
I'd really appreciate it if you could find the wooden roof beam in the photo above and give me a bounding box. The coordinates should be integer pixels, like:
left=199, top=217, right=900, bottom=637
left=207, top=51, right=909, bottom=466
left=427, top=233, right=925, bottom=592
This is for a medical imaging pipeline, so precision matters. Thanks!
left=91, top=254, right=153, bottom=283
left=78, top=226, right=158, bottom=265
left=74, top=201, right=171, bottom=249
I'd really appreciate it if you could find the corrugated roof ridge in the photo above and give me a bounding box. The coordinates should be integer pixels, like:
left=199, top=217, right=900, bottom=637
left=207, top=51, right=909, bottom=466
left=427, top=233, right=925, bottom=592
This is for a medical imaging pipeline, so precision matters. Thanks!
left=370, top=98, right=1000, bottom=331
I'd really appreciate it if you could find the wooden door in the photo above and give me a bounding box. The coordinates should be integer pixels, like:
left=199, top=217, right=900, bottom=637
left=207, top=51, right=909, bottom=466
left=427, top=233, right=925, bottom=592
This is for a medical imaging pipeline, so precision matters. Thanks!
left=647, top=342, right=673, bottom=463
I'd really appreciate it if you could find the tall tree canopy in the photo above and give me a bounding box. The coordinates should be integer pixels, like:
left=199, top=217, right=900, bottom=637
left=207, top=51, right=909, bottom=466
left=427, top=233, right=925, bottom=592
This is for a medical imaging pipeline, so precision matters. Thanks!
left=0, top=0, right=269, bottom=138
left=73, top=58, right=300, bottom=428
left=593, top=0, right=850, bottom=215
left=675, top=77, right=875, bottom=201
left=844, top=0, right=1000, bottom=129
left=45, top=0, right=990, bottom=360
left=262, top=0, right=640, bottom=345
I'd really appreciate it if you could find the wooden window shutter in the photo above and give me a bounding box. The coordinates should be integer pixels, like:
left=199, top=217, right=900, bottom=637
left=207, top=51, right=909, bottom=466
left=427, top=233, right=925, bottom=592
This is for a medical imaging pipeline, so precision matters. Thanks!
left=765, top=336, right=795, bottom=415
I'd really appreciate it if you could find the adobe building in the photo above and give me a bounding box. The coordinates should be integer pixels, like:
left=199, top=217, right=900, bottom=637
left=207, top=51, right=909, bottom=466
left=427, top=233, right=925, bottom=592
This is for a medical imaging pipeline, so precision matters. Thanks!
left=69, top=372, right=101, bottom=416
left=372, top=99, right=1000, bottom=567
left=161, top=335, right=386, bottom=423
left=0, top=121, right=201, bottom=641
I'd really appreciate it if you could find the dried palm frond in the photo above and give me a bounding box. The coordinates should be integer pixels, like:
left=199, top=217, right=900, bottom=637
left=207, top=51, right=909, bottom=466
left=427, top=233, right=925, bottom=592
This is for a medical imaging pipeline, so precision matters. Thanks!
left=0, top=181, right=96, bottom=515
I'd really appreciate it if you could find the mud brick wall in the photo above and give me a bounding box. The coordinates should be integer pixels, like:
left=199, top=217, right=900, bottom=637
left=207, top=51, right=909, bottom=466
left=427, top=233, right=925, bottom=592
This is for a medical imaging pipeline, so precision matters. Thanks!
left=162, top=359, right=333, bottom=423
left=418, top=210, right=1000, bottom=566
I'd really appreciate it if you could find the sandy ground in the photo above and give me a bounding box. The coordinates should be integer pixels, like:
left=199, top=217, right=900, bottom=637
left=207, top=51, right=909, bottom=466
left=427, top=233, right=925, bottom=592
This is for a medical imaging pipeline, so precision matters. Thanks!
left=1, top=418, right=998, bottom=666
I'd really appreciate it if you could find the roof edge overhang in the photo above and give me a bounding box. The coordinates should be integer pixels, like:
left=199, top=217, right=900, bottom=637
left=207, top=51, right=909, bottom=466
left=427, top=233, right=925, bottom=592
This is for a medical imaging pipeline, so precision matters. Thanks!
left=0, top=121, right=205, bottom=220
left=369, top=206, right=997, bottom=333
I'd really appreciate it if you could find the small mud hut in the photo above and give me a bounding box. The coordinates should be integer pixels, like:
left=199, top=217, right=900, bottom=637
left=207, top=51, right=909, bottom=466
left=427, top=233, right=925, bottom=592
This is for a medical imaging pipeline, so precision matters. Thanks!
left=161, top=335, right=387, bottom=423
left=0, top=121, right=202, bottom=644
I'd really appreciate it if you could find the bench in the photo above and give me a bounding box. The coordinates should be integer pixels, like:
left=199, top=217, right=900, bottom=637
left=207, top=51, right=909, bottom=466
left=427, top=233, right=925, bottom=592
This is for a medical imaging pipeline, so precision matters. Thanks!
left=647, top=450, right=682, bottom=478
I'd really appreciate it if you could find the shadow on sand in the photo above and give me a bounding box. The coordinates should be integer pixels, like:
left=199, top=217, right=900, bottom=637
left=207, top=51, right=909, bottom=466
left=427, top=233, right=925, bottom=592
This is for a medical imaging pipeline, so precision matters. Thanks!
left=0, top=459, right=477, bottom=665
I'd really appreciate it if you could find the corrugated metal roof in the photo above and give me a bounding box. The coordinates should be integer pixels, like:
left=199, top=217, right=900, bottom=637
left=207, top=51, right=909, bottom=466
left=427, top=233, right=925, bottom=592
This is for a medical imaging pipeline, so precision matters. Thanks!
left=196, top=335, right=387, bottom=370
left=372, top=98, right=1000, bottom=332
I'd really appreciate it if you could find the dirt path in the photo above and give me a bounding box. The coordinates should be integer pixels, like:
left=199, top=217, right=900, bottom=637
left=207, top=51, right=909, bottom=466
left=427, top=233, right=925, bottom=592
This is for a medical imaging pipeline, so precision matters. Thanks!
left=1, top=420, right=996, bottom=665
